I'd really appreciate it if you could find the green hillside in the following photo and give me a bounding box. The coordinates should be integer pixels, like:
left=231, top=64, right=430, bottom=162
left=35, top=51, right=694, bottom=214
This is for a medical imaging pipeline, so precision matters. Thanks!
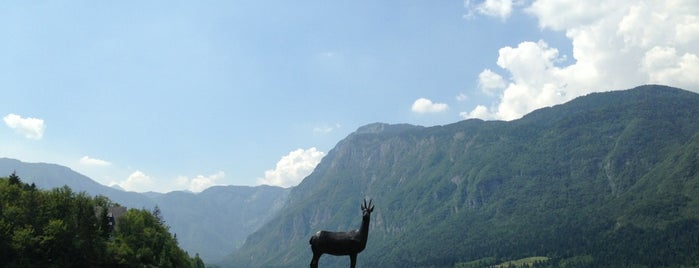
left=224, top=85, right=699, bottom=267
left=0, top=173, right=203, bottom=267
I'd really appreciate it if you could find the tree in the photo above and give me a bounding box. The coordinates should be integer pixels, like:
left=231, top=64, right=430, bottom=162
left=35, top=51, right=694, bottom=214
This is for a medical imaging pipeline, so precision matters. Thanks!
left=109, top=208, right=192, bottom=267
left=8, top=171, right=20, bottom=185
left=0, top=174, right=197, bottom=267
left=192, top=253, right=206, bottom=268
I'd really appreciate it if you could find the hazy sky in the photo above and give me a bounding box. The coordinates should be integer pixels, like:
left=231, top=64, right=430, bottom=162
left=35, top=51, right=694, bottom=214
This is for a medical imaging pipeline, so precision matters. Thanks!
left=2, top=1, right=697, bottom=192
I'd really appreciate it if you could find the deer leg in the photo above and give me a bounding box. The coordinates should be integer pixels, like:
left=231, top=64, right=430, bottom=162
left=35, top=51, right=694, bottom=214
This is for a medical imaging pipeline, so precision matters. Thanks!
left=349, top=254, right=357, bottom=268
left=310, top=253, right=320, bottom=268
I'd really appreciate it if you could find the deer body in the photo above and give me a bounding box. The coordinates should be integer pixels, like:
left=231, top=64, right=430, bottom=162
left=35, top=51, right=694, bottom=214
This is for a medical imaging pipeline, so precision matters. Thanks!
left=309, top=199, right=374, bottom=268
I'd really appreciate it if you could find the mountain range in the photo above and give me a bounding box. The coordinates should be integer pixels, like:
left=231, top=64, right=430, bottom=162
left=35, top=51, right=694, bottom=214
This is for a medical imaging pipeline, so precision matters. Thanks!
left=224, top=85, right=699, bottom=267
left=0, top=157, right=289, bottom=263
left=4, top=84, right=699, bottom=267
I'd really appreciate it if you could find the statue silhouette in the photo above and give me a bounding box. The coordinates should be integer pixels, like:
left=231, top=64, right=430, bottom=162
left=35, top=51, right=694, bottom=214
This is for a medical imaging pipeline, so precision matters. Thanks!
left=309, top=199, right=374, bottom=268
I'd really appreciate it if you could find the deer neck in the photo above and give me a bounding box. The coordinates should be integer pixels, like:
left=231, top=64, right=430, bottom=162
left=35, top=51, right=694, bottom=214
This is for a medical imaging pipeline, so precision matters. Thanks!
left=359, top=215, right=370, bottom=245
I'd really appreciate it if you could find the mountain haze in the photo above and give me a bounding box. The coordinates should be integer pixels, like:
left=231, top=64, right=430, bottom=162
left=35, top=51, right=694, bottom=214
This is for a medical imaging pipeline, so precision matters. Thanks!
left=0, top=158, right=154, bottom=209
left=0, top=158, right=289, bottom=263
left=150, top=185, right=289, bottom=262
left=225, top=85, right=699, bottom=267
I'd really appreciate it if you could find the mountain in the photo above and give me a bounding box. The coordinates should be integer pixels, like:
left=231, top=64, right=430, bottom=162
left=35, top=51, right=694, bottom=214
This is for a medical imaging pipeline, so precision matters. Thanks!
left=150, top=185, right=289, bottom=262
left=224, top=85, right=699, bottom=267
left=0, top=158, right=154, bottom=209
left=0, top=158, right=289, bottom=263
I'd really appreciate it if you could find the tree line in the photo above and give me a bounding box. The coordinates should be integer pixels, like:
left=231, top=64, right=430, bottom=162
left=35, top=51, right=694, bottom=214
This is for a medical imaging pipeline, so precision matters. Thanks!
left=0, top=172, right=206, bottom=268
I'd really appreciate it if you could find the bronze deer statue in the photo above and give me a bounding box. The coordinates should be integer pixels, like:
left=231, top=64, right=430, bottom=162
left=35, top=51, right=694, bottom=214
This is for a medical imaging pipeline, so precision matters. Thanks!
left=309, top=199, right=374, bottom=268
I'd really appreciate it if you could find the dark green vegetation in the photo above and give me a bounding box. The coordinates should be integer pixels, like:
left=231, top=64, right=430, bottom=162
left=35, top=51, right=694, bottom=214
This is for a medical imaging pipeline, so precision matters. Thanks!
left=225, top=85, right=699, bottom=267
left=0, top=173, right=205, bottom=267
left=0, top=158, right=289, bottom=263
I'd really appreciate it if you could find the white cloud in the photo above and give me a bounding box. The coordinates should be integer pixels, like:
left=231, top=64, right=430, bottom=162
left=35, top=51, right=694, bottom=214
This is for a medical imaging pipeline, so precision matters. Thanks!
left=456, top=93, right=469, bottom=101
left=79, top=156, right=112, bottom=167
left=411, top=98, right=449, bottom=113
left=642, top=46, right=699, bottom=86
left=526, top=0, right=613, bottom=31
left=464, top=0, right=515, bottom=20
left=478, top=69, right=506, bottom=95
left=460, top=105, right=493, bottom=120
left=176, top=171, right=225, bottom=192
left=111, top=171, right=154, bottom=192
left=313, top=123, right=342, bottom=134
left=478, top=0, right=514, bottom=19
left=467, top=0, right=699, bottom=121
left=258, top=147, right=325, bottom=188
left=3, top=113, right=46, bottom=140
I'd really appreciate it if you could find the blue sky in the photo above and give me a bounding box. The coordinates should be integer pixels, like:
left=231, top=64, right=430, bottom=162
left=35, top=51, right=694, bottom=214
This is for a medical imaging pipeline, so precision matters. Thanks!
left=2, top=1, right=698, bottom=192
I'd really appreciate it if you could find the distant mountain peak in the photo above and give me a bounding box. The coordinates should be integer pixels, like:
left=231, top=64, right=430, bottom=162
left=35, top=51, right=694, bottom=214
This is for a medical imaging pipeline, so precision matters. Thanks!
left=354, top=122, right=421, bottom=135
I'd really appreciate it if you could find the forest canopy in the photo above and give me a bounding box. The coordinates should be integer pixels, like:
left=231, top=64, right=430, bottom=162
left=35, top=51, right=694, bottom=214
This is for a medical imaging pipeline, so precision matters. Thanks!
left=0, top=172, right=205, bottom=268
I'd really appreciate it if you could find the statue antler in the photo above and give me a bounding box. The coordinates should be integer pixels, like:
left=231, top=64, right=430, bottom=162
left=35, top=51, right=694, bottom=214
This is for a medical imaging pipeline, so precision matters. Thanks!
left=361, top=199, right=374, bottom=212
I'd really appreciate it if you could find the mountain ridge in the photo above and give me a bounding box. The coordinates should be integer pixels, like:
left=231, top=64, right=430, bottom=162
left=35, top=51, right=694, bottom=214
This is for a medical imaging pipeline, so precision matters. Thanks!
left=0, top=157, right=155, bottom=209
left=225, top=84, right=699, bottom=267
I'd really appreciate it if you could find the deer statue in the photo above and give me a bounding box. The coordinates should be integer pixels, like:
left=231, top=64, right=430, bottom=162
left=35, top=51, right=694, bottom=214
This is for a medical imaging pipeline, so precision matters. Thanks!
left=309, top=199, right=374, bottom=268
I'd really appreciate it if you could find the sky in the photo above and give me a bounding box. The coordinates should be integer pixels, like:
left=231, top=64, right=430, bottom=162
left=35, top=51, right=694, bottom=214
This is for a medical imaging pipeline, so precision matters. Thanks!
left=1, top=0, right=698, bottom=193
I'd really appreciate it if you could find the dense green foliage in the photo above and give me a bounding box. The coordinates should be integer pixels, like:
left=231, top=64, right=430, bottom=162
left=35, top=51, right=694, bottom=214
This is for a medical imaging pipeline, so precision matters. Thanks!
left=0, top=173, right=203, bottom=267
left=225, top=85, right=699, bottom=267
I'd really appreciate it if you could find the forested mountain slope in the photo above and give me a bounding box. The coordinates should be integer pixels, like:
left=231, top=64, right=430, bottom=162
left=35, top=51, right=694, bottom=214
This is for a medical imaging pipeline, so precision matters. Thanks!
left=0, top=174, right=198, bottom=267
left=0, top=158, right=289, bottom=263
left=225, top=85, right=699, bottom=267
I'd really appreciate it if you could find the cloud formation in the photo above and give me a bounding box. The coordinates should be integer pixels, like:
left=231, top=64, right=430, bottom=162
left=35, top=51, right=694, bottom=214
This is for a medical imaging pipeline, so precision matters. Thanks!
left=112, top=171, right=154, bottom=192
left=464, top=0, right=699, bottom=120
left=3, top=113, right=46, bottom=140
left=258, top=147, right=325, bottom=187
left=176, top=171, right=225, bottom=192
left=478, top=69, right=507, bottom=95
left=313, top=123, right=342, bottom=134
left=456, top=93, right=469, bottom=102
left=79, top=156, right=112, bottom=167
left=460, top=105, right=492, bottom=120
left=464, top=0, right=515, bottom=20
left=411, top=98, right=449, bottom=113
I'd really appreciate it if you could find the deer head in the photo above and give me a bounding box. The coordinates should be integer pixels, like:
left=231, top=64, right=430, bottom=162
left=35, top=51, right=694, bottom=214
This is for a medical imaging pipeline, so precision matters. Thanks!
left=361, top=199, right=374, bottom=217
